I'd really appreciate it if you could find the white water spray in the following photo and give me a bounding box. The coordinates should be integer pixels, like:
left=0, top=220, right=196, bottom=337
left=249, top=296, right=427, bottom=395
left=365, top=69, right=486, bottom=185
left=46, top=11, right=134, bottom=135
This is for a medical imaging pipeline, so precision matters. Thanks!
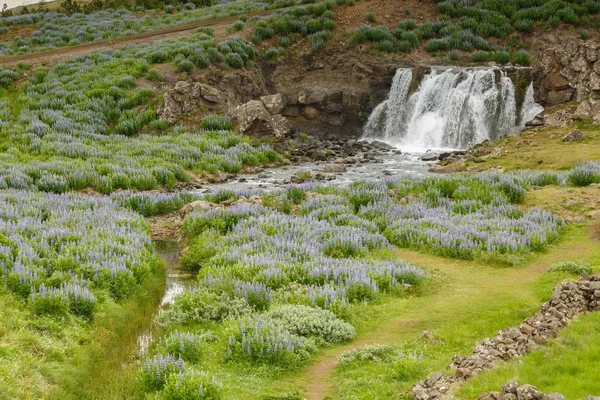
left=363, top=68, right=543, bottom=151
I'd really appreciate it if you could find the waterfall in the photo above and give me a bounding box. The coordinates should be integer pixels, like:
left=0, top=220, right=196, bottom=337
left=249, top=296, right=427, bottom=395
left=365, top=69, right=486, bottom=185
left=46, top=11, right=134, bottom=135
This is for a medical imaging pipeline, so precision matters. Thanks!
left=363, top=67, right=543, bottom=151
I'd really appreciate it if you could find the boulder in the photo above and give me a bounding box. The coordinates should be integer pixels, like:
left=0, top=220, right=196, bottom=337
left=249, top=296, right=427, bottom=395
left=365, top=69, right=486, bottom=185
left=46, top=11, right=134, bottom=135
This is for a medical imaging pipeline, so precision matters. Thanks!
left=179, top=200, right=212, bottom=217
left=159, top=82, right=224, bottom=123
left=429, top=164, right=462, bottom=174
left=323, top=164, right=347, bottom=173
left=561, top=129, right=584, bottom=142
left=231, top=100, right=292, bottom=140
left=302, top=106, right=321, bottom=120
left=261, top=93, right=286, bottom=115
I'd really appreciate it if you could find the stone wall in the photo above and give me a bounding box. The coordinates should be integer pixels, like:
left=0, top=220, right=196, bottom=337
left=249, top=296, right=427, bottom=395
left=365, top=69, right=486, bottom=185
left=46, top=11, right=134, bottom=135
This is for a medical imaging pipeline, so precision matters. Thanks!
left=413, top=272, right=600, bottom=400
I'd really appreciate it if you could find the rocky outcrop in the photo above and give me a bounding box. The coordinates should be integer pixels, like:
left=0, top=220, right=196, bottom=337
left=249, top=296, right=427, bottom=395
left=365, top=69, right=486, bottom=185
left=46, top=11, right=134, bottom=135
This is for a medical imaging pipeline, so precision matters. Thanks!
left=158, top=81, right=225, bottom=122
left=230, top=95, right=292, bottom=140
left=534, top=35, right=600, bottom=105
left=413, top=273, right=600, bottom=400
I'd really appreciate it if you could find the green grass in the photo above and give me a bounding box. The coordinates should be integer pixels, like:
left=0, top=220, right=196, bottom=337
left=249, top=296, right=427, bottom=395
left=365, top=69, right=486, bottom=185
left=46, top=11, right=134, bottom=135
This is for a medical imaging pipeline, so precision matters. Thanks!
left=293, top=224, right=600, bottom=399
left=464, top=124, right=600, bottom=172
left=47, top=261, right=166, bottom=399
left=458, top=311, right=600, bottom=398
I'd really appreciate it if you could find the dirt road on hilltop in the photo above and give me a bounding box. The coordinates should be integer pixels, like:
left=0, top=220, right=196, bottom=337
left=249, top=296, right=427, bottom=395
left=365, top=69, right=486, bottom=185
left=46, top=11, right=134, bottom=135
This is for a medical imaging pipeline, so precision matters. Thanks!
left=0, top=9, right=274, bottom=68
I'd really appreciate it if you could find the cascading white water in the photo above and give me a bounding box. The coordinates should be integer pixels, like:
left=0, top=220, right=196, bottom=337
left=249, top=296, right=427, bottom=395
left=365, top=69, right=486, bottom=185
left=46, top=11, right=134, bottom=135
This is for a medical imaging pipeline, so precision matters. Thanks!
left=363, top=67, right=543, bottom=151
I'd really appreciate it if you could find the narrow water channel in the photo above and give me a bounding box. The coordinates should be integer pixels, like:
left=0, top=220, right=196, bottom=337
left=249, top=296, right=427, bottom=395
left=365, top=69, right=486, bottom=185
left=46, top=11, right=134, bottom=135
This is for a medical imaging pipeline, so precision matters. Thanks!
left=138, top=239, right=196, bottom=355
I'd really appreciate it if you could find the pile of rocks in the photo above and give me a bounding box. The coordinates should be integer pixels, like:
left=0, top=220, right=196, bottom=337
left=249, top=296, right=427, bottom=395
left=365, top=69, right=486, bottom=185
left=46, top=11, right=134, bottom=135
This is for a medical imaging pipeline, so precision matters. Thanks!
left=575, top=272, right=600, bottom=311
left=283, top=135, right=399, bottom=164
left=478, top=381, right=565, bottom=400
left=179, top=195, right=263, bottom=217
left=413, top=273, right=600, bottom=399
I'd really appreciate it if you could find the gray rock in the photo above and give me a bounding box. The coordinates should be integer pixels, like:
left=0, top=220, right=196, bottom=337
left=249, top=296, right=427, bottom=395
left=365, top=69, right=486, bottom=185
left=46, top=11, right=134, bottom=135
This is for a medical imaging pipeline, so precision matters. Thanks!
left=561, top=129, right=584, bottom=142
left=158, top=82, right=224, bottom=122
left=260, top=93, right=286, bottom=115
left=322, top=164, right=347, bottom=173
left=231, top=100, right=292, bottom=140
left=502, top=381, right=520, bottom=394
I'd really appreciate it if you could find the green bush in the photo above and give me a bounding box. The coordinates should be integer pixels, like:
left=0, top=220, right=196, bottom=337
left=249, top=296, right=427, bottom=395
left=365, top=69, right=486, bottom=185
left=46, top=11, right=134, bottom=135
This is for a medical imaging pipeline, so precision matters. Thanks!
left=146, top=69, right=164, bottom=81
left=180, top=233, right=222, bottom=272
left=176, top=58, right=195, bottom=73
left=225, top=53, right=245, bottom=68
left=159, top=370, right=222, bottom=399
left=265, top=47, right=283, bottom=60
left=366, top=13, right=377, bottom=23
left=201, top=114, right=233, bottom=131
left=339, top=344, right=396, bottom=365
left=156, top=289, right=251, bottom=326
left=511, top=50, right=531, bottom=66
left=547, top=260, right=593, bottom=275
left=491, top=50, right=511, bottom=64
left=471, top=50, right=489, bottom=62
left=263, top=305, right=355, bottom=344
left=157, top=331, right=204, bottom=363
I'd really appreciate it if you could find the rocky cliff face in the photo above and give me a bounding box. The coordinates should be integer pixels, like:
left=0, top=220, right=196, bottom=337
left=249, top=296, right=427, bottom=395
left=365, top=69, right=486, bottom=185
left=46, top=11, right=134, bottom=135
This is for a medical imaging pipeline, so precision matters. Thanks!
left=533, top=34, right=600, bottom=106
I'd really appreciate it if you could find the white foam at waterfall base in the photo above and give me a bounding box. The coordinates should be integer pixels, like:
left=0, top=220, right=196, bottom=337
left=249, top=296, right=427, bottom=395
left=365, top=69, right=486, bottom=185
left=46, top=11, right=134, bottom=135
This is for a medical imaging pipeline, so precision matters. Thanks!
left=363, top=67, right=543, bottom=152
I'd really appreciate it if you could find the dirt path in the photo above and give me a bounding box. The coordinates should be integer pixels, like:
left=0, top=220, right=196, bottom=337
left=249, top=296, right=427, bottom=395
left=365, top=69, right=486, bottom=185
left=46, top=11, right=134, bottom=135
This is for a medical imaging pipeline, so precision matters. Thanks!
left=301, top=228, right=598, bottom=400
left=0, top=9, right=274, bottom=68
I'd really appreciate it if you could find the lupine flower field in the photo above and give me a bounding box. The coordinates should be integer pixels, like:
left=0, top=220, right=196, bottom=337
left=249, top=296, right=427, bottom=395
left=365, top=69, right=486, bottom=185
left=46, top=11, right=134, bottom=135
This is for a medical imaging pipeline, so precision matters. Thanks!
left=0, top=0, right=322, bottom=57
left=0, top=31, right=279, bottom=194
left=1, top=0, right=600, bottom=396
left=132, top=166, right=597, bottom=398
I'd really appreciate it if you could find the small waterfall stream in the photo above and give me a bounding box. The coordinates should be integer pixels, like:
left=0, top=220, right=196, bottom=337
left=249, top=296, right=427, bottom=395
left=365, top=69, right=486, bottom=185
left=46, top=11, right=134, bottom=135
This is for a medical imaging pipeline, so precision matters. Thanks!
left=363, top=67, right=543, bottom=151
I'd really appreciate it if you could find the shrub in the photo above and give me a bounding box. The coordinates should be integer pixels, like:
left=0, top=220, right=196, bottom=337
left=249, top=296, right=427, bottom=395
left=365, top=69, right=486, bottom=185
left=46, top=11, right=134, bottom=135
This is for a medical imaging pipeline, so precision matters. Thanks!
left=471, top=50, right=489, bottom=62
left=511, top=50, right=531, bottom=66
left=150, top=119, right=170, bottom=132
left=366, top=13, right=377, bottom=23
left=351, top=25, right=371, bottom=43
left=339, top=344, right=396, bottom=365
left=146, top=69, right=164, bottom=81
left=196, top=27, right=214, bottom=36
left=425, top=38, right=450, bottom=52
left=491, top=50, right=511, bottom=64
left=180, top=232, right=222, bottom=272
left=225, top=53, right=244, bottom=68
left=160, top=370, right=222, bottom=399
left=547, top=260, right=592, bottom=275
left=397, top=19, right=417, bottom=30
left=579, top=29, right=590, bottom=40
left=0, top=66, right=20, bottom=88
left=157, top=331, right=203, bottom=363
left=514, top=19, right=533, bottom=32
left=376, top=40, right=396, bottom=53
left=263, top=305, right=355, bottom=344
left=232, top=21, right=245, bottom=31
left=156, top=289, right=251, bottom=326
left=201, top=114, right=232, bottom=131
left=176, top=59, right=194, bottom=73
left=568, top=162, right=600, bottom=186
left=448, top=49, right=460, bottom=60
left=226, top=317, right=316, bottom=365
left=138, top=354, right=186, bottom=391
left=265, top=47, right=283, bottom=60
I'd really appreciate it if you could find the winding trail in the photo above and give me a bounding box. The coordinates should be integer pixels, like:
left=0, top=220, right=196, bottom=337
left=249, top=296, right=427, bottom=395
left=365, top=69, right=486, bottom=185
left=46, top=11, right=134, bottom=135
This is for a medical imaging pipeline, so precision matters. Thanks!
left=0, top=9, right=275, bottom=68
left=299, top=227, right=599, bottom=400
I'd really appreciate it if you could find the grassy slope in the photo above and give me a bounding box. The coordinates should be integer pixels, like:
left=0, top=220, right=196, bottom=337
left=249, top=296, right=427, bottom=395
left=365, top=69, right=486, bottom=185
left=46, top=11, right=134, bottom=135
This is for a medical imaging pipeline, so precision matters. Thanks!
left=283, top=224, right=600, bottom=399
left=465, top=122, right=600, bottom=172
